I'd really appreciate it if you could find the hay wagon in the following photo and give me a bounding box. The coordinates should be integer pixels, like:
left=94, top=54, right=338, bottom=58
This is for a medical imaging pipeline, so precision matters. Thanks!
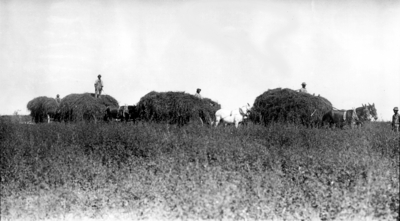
left=58, top=93, right=119, bottom=122
left=27, top=96, right=59, bottom=123
left=136, top=91, right=220, bottom=126
left=27, top=93, right=119, bottom=123
left=250, top=88, right=332, bottom=126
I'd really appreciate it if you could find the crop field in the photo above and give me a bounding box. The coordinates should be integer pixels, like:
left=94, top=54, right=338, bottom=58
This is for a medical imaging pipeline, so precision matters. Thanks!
left=1, top=117, right=399, bottom=220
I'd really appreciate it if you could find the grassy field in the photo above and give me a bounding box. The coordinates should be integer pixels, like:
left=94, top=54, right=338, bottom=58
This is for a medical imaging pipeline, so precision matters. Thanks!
left=0, top=118, right=399, bottom=220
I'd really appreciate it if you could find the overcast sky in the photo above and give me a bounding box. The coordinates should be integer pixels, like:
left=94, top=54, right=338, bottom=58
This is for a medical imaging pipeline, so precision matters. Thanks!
left=1, top=0, right=399, bottom=121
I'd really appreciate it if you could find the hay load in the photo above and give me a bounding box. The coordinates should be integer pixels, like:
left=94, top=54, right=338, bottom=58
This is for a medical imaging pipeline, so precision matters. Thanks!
left=137, top=91, right=221, bottom=125
left=58, top=93, right=119, bottom=122
left=27, top=96, right=59, bottom=123
left=250, top=88, right=332, bottom=126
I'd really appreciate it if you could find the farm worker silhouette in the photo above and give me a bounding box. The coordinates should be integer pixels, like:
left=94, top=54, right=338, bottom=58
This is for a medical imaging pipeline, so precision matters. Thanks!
left=195, top=88, right=202, bottom=99
left=94, top=75, right=104, bottom=98
left=55, top=94, right=61, bottom=104
left=392, top=107, right=399, bottom=132
left=298, top=82, right=308, bottom=93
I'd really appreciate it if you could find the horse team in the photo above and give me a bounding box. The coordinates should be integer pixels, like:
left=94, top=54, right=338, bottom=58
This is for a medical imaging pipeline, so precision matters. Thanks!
left=321, top=104, right=376, bottom=129
left=103, top=101, right=377, bottom=130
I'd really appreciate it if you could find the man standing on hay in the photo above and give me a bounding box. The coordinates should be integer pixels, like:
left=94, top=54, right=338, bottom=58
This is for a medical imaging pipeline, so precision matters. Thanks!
left=195, top=88, right=202, bottom=99
left=55, top=94, right=61, bottom=104
left=94, top=75, right=104, bottom=98
left=392, top=107, right=399, bottom=132
left=298, top=82, right=308, bottom=93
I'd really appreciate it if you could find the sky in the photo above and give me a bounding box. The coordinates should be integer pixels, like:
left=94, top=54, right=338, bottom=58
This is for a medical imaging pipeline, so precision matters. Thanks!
left=1, top=0, right=399, bottom=121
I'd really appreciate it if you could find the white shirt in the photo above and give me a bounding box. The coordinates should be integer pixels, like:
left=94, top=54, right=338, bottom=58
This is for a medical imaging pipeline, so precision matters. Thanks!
left=95, top=79, right=103, bottom=89
left=298, top=88, right=308, bottom=93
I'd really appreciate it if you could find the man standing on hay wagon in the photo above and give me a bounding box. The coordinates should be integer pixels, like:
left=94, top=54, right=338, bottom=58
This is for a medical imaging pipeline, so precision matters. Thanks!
left=195, top=88, right=202, bottom=99
left=298, top=82, right=308, bottom=93
left=392, top=107, right=399, bottom=132
left=94, top=75, right=104, bottom=98
left=55, top=94, right=61, bottom=104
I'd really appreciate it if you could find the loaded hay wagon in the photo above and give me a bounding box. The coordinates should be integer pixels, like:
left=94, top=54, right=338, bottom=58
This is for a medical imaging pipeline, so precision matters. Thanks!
left=27, top=96, right=59, bottom=123
left=58, top=93, right=119, bottom=122
left=250, top=88, right=332, bottom=127
left=136, top=91, right=220, bottom=126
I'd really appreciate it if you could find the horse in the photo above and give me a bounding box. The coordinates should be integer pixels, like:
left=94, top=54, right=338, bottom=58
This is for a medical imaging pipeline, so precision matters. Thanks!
left=359, top=103, right=377, bottom=121
left=46, top=110, right=61, bottom=123
left=322, top=108, right=361, bottom=129
left=118, top=105, right=140, bottom=122
left=354, top=104, right=374, bottom=127
left=104, top=105, right=120, bottom=122
left=215, top=103, right=251, bottom=128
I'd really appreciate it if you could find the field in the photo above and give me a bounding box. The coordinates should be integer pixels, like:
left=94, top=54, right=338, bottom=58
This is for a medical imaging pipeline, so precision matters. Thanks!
left=0, top=117, right=399, bottom=220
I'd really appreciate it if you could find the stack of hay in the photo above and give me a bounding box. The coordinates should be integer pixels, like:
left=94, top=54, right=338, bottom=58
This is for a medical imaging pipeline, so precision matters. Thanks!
left=58, top=93, right=119, bottom=122
left=27, top=96, right=59, bottom=123
left=250, top=88, right=332, bottom=126
left=137, top=91, right=220, bottom=125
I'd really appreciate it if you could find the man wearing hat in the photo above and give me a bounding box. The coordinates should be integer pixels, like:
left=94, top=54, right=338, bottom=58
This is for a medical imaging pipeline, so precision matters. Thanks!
left=298, top=82, right=308, bottom=93
left=94, top=75, right=104, bottom=98
left=195, top=88, right=202, bottom=99
left=392, top=107, right=399, bottom=132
